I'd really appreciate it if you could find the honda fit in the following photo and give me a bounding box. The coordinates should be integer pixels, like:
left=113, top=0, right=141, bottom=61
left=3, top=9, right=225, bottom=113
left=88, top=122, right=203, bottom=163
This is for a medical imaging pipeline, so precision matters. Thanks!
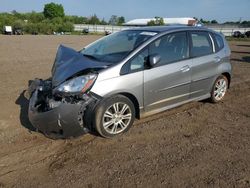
left=28, top=26, right=231, bottom=138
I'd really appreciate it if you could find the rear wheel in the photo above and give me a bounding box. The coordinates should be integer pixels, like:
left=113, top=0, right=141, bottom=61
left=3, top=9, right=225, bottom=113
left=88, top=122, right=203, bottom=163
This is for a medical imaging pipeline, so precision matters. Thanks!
left=94, top=95, right=135, bottom=138
left=210, top=75, right=228, bottom=103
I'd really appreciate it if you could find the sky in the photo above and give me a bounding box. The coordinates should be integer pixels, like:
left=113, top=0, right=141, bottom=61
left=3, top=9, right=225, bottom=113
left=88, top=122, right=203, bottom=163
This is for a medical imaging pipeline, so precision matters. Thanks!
left=0, top=0, right=250, bottom=23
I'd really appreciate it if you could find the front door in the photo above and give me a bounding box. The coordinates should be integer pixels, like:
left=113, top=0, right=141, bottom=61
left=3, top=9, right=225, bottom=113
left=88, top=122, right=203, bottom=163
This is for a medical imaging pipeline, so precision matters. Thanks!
left=143, top=31, right=192, bottom=112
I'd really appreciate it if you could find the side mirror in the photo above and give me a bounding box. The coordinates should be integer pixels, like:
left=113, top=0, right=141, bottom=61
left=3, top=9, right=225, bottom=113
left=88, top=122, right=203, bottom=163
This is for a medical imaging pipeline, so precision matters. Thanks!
left=149, top=54, right=161, bottom=67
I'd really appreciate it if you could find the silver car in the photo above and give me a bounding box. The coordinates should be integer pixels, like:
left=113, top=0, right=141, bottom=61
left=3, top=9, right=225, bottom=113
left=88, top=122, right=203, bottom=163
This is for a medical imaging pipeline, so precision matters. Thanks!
left=28, top=26, right=231, bottom=138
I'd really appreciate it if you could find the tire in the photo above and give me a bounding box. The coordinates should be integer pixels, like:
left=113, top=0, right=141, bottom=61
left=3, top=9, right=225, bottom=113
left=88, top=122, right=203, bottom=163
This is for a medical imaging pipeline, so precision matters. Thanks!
left=210, top=75, right=228, bottom=103
left=94, top=95, right=135, bottom=138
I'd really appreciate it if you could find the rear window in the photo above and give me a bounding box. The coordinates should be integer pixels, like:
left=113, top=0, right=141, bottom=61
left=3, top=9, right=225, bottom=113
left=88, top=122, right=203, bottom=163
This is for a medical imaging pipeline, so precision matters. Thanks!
left=190, top=32, right=213, bottom=57
left=214, top=33, right=224, bottom=52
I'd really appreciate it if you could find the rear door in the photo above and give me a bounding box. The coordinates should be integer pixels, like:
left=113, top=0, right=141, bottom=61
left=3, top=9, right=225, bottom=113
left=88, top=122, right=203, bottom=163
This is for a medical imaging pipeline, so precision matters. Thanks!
left=189, top=31, right=219, bottom=98
left=144, top=31, right=192, bottom=112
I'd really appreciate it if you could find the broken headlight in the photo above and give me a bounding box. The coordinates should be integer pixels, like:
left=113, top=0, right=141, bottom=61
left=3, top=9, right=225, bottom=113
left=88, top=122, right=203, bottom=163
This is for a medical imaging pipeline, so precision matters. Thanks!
left=54, top=74, right=97, bottom=94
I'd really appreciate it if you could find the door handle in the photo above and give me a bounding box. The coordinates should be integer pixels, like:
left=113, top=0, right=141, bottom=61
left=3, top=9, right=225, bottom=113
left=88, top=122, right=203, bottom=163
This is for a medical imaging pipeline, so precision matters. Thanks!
left=180, top=65, right=190, bottom=72
left=214, top=56, right=221, bottom=63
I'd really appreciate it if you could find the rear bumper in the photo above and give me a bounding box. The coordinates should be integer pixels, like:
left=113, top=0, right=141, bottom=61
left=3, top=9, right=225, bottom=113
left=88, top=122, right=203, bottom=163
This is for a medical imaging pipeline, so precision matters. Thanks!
left=28, top=81, right=92, bottom=138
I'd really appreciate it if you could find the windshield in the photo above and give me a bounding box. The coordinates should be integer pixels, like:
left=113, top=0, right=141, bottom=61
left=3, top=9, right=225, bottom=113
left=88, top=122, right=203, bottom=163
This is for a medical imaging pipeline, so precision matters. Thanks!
left=80, top=30, right=158, bottom=63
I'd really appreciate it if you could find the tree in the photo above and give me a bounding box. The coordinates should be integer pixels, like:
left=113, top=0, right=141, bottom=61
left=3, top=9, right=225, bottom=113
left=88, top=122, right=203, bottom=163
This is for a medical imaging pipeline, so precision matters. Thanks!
left=147, top=17, right=165, bottom=26
left=24, top=23, right=39, bottom=34
left=211, top=20, right=218, bottom=24
left=109, top=15, right=125, bottom=25
left=43, top=3, right=65, bottom=19
left=109, top=15, right=118, bottom=25
left=100, top=18, right=108, bottom=25
left=13, top=19, right=25, bottom=30
left=88, top=14, right=100, bottom=24
left=200, top=18, right=210, bottom=24
left=29, top=11, right=45, bottom=23
left=241, top=21, right=250, bottom=27
left=59, top=22, right=74, bottom=32
left=37, top=21, right=55, bottom=34
left=51, top=17, right=63, bottom=24
left=117, top=16, right=125, bottom=25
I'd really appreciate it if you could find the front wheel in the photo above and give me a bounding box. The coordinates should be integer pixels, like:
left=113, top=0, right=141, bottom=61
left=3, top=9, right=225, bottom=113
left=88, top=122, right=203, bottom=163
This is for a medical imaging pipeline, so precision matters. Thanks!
left=210, top=75, right=228, bottom=103
left=94, top=95, right=135, bottom=138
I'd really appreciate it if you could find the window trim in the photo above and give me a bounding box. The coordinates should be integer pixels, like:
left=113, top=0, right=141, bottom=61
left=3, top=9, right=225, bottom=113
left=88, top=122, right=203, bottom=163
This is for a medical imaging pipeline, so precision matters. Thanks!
left=188, top=31, right=215, bottom=58
left=153, top=30, right=190, bottom=67
left=149, top=31, right=190, bottom=67
left=120, top=31, right=190, bottom=75
left=120, top=47, right=149, bottom=75
left=211, top=32, right=225, bottom=53
left=208, top=33, right=216, bottom=53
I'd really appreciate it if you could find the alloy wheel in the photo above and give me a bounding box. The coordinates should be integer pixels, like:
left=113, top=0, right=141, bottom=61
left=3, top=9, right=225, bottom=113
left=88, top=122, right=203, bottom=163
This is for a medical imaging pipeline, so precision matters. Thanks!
left=102, top=102, right=132, bottom=135
left=214, top=78, right=227, bottom=101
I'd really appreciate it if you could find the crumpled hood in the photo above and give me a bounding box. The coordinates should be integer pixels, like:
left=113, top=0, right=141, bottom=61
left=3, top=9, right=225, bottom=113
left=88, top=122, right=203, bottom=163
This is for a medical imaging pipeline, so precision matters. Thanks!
left=51, top=45, right=110, bottom=87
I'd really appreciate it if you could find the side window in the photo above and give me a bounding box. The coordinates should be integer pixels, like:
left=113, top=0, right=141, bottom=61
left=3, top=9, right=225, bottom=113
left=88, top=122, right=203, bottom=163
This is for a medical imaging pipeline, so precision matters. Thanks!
left=149, top=32, right=188, bottom=66
left=120, top=48, right=148, bottom=75
left=214, top=33, right=224, bottom=52
left=190, top=32, right=213, bottom=57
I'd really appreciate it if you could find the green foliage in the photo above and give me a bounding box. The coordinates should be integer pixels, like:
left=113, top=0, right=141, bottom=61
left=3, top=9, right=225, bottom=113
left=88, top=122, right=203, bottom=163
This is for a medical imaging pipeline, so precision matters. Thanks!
left=211, top=20, right=218, bottom=24
left=109, top=15, right=125, bottom=25
left=0, top=10, right=74, bottom=34
left=43, top=2, right=65, bottom=19
left=51, top=17, right=63, bottom=24
left=88, top=14, right=100, bottom=24
left=24, top=23, right=38, bottom=33
left=200, top=18, right=210, bottom=24
left=241, top=21, right=250, bottom=27
left=147, top=17, right=165, bottom=26
left=200, top=18, right=218, bottom=24
left=0, top=13, right=15, bottom=33
left=64, top=15, right=88, bottom=24
left=0, top=6, right=125, bottom=34
left=117, top=16, right=125, bottom=25
left=199, top=18, right=250, bottom=26
left=13, top=19, right=25, bottom=30
left=28, top=11, right=45, bottom=23
left=58, top=22, right=74, bottom=32
left=100, top=18, right=108, bottom=25
left=109, top=15, right=118, bottom=25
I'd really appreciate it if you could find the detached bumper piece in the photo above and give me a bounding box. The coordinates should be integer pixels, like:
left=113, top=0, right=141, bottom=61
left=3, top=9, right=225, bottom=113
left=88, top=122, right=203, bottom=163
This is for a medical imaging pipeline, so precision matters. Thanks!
left=28, top=79, right=93, bottom=138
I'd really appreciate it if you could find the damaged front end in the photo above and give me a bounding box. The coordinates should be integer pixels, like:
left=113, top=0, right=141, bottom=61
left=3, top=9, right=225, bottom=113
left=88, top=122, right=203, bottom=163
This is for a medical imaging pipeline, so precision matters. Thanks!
left=28, top=78, right=98, bottom=138
left=27, top=45, right=107, bottom=138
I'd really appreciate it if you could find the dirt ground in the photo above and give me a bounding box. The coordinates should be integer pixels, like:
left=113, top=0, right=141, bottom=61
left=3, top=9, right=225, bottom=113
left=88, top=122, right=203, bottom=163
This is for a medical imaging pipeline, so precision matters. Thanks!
left=0, top=35, right=249, bottom=188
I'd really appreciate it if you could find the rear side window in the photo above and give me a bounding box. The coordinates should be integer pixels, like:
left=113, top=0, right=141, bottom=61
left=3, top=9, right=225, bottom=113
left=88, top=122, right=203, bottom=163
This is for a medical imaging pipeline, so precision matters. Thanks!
left=214, top=33, right=224, bottom=52
left=190, top=32, right=213, bottom=57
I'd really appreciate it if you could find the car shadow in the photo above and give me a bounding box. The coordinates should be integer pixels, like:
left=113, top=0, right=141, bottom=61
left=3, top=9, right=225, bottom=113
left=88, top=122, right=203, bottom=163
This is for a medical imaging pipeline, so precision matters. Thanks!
left=231, top=56, right=250, bottom=63
left=15, top=90, right=37, bottom=132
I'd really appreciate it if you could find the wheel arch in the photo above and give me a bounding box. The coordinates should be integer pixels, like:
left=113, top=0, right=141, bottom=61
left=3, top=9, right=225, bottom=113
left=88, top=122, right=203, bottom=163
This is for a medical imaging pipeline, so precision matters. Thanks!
left=117, top=92, right=140, bottom=119
left=221, top=72, right=231, bottom=88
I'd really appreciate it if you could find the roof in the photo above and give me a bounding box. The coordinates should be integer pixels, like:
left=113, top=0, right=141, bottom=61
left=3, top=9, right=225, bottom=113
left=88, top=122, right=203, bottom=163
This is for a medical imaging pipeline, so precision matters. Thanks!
left=126, top=25, right=213, bottom=33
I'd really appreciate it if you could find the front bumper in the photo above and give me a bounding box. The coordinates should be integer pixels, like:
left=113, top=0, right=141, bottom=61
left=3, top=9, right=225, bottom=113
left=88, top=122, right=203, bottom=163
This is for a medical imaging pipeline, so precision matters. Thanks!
left=28, top=81, right=91, bottom=138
